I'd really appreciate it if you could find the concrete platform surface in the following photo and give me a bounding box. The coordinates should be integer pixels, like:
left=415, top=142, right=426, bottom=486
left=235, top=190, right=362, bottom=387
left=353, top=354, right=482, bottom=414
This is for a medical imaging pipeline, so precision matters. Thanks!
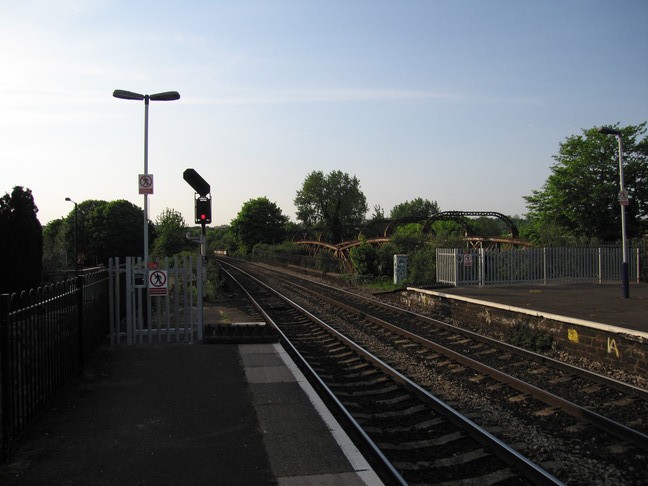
left=432, top=282, right=648, bottom=333
left=0, top=343, right=382, bottom=486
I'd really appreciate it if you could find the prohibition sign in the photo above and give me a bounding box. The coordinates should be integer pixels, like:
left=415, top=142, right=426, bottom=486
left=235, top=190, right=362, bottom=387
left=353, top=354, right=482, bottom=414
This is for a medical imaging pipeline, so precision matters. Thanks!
left=148, top=269, right=168, bottom=296
left=463, top=254, right=473, bottom=267
left=139, top=174, right=154, bottom=194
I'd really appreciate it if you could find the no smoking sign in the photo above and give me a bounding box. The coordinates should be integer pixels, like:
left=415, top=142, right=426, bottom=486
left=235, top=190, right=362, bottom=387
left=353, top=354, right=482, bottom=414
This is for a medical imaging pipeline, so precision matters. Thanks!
left=148, top=269, right=168, bottom=296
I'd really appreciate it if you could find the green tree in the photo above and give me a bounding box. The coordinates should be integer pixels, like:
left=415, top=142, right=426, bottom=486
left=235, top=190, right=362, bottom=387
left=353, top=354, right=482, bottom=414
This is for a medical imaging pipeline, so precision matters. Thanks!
left=390, top=197, right=439, bottom=220
left=524, top=123, right=648, bottom=243
left=62, top=199, right=107, bottom=267
left=152, top=208, right=190, bottom=259
left=349, top=239, right=380, bottom=276
left=230, top=197, right=288, bottom=253
left=294, top=170, right=368, bottom=243
left=42, top=218, right=67, bottom=272
left=370, top=204, right=385, bottom=220
left=0, top=186, right=43, bottom=293
left=85, top=200, right=145, bottom=264
left=407, top=245, right=437, bottom=285
left=390, top=224, right=430, bottom=254
left=468, top=216, right=508, bottom=237
left=206, top=226, right=236, bottom=255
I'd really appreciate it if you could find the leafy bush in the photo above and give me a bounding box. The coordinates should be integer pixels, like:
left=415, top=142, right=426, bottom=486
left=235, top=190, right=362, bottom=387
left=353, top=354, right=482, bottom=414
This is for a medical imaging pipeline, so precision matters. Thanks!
left=508, top=324, right=553, bottom=352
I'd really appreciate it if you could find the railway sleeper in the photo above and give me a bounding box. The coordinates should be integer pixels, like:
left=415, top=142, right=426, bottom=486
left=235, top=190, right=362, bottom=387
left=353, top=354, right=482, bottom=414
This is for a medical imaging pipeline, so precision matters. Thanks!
left=327, top=376, right=390, bottom=388
left=376, top=394, right=412, bottom=406
left=377, top=431, right=466, bottom=450
left=352, top=404, right=428, bottom=419
left=334, top=384, right=400, bottom=397
left=393, top=448, right=490, bottom=469
left=364, top=417, right=447, bottom=433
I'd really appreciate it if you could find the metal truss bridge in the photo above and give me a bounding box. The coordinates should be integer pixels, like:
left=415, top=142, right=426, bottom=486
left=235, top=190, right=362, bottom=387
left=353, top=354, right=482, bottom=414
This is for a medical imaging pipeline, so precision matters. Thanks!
left=293, top=211, right=531, bottom=272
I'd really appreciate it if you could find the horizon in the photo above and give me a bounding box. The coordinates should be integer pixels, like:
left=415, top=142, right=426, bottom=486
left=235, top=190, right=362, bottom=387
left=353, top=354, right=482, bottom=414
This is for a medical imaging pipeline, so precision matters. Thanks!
left=2, top=1, right=647, bottom=227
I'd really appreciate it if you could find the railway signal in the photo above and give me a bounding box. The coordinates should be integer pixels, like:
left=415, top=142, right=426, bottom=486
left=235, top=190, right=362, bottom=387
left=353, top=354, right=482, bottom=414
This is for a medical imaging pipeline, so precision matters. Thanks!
left=183, top=168, right=211, bottom=197
left=195, top=196, right=212, bottom=224
left=183, top=168, right=212, bottom=332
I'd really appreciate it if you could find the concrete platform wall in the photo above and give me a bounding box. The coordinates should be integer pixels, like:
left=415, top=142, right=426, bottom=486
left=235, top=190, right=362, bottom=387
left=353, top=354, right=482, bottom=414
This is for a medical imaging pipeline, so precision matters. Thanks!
left=398, top=289, right=647, bottom=376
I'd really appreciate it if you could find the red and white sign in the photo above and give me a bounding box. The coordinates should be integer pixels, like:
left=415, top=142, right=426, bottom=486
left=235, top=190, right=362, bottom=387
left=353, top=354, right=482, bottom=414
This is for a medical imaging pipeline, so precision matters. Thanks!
left=139, top=174, right=154, bottom=195
left=148, top=269, right=168, bottom=296
left=618, top=190, right=629, bottom=206
left=463, top=254, right=473, bottom=267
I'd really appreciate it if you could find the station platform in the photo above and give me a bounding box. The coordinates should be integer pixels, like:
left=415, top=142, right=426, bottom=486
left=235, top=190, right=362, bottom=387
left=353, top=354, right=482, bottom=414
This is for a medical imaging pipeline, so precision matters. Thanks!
left=0, top=343, right=383, bottom=486
left=2, top=282, right=645, bottom=485
left=433, top=282, right=648, bottom=333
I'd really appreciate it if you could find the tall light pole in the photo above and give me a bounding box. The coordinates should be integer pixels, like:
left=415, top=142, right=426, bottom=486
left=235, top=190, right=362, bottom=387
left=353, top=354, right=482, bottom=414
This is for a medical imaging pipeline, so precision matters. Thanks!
left=113, top=89, right=180, bottom=264
left=65, top=197, right=78, bottom=277
left=597, top=126, right=629, bottom=299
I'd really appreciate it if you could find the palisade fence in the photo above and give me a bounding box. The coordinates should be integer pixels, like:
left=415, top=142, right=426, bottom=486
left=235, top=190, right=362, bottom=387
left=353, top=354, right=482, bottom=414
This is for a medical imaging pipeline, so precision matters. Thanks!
left=108, top=256, right=203, bottom=345
left=0, top=268, right=109, bottom=462
left=436, top=246, right=642, bottom=286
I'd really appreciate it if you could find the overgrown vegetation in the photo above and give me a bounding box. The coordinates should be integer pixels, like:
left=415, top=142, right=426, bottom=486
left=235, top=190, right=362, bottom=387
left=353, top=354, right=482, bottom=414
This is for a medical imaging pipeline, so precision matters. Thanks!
left=27, top=122, right=648, bottom=291
left=507, top=323, right=553, bottom=352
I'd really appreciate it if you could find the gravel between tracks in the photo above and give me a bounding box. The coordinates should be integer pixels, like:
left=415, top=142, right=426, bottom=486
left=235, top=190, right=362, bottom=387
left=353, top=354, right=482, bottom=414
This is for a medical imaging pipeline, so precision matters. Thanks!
left=246, top=265, right=648, bottom=485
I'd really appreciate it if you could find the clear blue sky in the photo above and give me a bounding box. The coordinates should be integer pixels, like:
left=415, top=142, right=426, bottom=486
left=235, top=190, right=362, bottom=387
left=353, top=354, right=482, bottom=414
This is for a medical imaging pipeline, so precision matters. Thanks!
left=1, top=0, right=647, bottom=227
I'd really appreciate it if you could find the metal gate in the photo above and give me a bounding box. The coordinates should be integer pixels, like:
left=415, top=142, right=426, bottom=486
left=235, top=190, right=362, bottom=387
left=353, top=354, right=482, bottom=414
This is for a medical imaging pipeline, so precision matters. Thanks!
left=108, top=256, right=204, bottom=344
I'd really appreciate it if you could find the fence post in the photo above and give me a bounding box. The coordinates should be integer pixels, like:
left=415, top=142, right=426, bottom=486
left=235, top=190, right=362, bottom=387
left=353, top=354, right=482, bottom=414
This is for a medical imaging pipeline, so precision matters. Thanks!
left=77, top=275, right=84, bottom=371
left=541, top=247, right=546, bottom=285
left=598, top=248, right=602, bottom=284
left=479, top=248, right=485, bottom=287
left=197, top=255, right=203, bottom=342
left=1, top=293, right=12, bottom=463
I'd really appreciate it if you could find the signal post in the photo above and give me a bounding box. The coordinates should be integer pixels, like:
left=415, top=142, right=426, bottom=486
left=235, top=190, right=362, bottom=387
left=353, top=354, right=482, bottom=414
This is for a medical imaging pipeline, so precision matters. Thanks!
left=183, top=169, right=212, bottom=337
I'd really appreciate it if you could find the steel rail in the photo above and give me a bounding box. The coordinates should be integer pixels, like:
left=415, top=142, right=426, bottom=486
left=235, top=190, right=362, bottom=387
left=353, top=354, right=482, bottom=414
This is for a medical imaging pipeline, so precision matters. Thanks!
left=219, top=260, right=564, bottom=486
left=248, top=258, right=648, bottom=401
left=272, top=273, right=648, bottom=452
left=337, top=284, right=648, bottom=400
left=218, top=264, right=408, bottom=486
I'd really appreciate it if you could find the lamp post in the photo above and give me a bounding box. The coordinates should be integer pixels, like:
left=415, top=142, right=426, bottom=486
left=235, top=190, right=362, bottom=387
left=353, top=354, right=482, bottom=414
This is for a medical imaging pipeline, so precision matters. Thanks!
left=597, top=126, right=629, bottom=298
left=112, top=89, right=180, bottom=264
left=65, top=197, right=78, bottom=277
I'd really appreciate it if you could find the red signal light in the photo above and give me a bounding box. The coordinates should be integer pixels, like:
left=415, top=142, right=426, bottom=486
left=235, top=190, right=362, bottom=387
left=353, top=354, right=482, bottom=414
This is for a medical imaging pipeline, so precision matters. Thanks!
left=195, top=197, right=212, bottom=224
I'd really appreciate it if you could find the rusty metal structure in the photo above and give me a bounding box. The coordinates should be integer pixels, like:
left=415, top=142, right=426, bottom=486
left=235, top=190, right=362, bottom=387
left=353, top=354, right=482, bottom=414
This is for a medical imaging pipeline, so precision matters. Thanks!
left=293, top=211, right=530, bottom=272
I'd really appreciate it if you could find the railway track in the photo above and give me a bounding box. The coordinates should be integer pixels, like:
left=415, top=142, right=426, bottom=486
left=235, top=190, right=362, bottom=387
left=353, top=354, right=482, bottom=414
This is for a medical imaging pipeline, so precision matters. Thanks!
left=215, top=258, right=648, bottom=485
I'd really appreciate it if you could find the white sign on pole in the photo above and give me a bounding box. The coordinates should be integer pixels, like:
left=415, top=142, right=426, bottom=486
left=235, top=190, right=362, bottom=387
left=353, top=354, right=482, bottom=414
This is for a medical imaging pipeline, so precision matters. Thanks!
left=148, top=269, right=168, bottom=296
left=139, top=174, right=154, bottom=195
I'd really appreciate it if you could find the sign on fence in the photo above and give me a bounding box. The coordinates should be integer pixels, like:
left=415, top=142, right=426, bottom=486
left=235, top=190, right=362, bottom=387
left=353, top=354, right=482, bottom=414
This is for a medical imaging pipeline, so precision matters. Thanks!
left=463, top=253, right=473, bottom=267
left=109, top=256, right=202, bottom=345
left=148, top=269, right=168, bottom=296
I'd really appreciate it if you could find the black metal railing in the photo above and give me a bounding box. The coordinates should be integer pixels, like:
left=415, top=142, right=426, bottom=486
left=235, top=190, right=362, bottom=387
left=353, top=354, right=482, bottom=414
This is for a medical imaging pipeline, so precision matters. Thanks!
left=0, top=268, right=109, bottom=462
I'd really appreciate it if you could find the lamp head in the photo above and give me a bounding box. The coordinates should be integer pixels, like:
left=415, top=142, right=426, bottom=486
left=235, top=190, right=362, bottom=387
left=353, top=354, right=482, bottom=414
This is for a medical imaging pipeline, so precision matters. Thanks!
left=597, top=126, right=621, bottom=136
left=113, top=89, right=145, bottom=101
left=150, top=91, right=180, bottom=101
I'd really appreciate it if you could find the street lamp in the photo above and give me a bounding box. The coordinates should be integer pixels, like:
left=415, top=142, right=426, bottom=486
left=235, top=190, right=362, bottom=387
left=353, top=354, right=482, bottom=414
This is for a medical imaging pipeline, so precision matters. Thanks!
left=65, top=197, right=78, bottom=277
left=597, top=126, right=629, bottom=298
left=113, top=89, right=180, bottom=264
